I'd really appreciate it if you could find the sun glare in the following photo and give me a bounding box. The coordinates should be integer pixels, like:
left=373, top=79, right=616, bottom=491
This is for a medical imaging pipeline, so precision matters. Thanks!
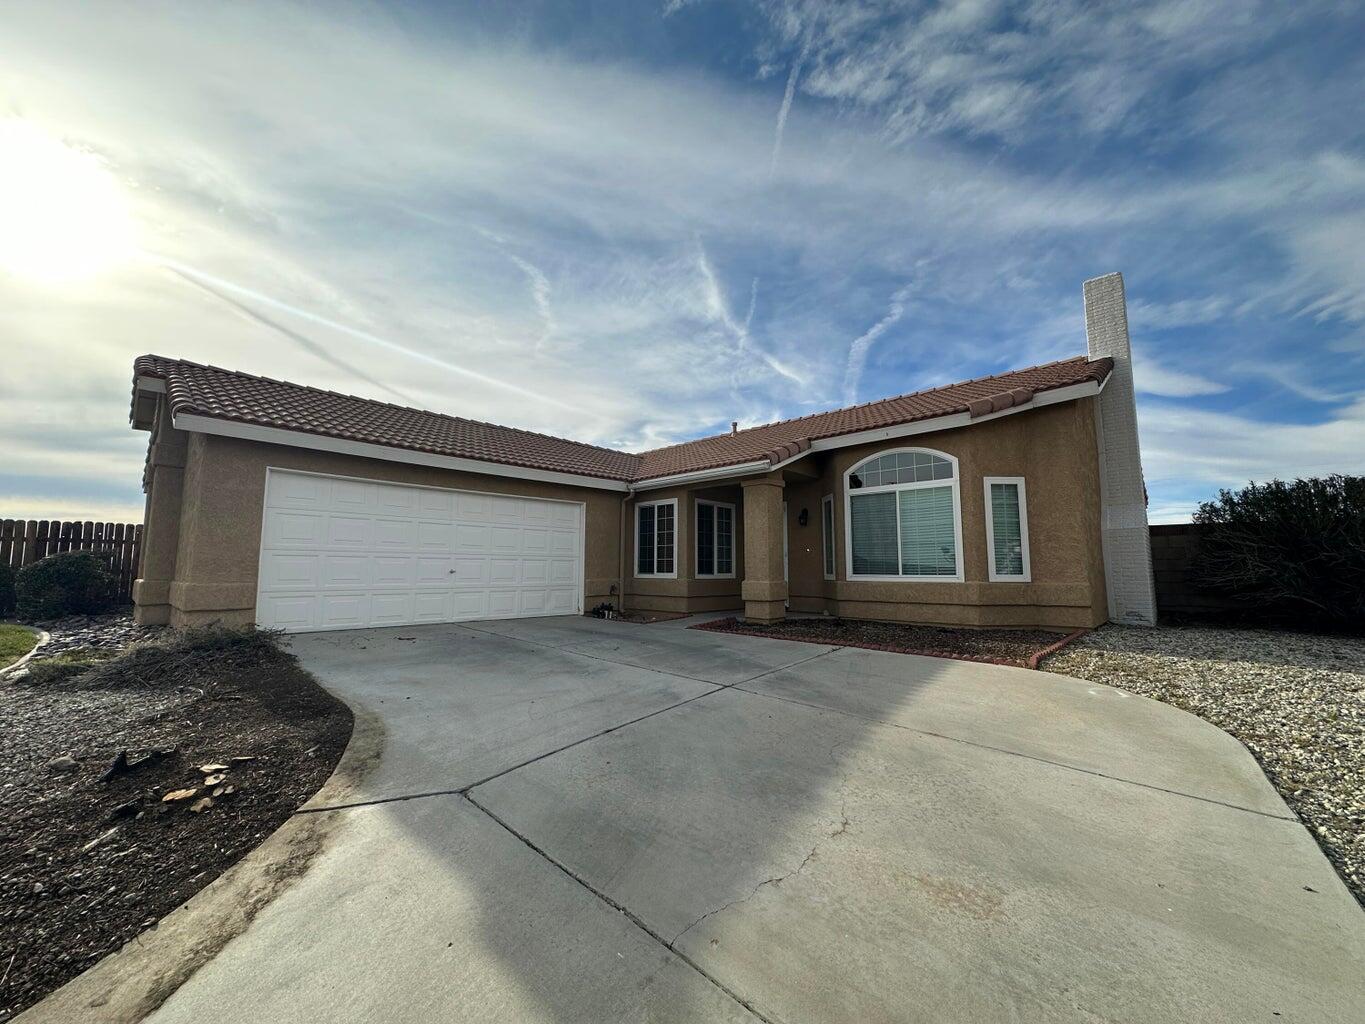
left=0, top=119, right=136, bottom=284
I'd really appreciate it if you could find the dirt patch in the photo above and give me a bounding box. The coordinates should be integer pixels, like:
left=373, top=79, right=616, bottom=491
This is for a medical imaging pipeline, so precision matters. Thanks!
left=692, top=616, right=1072, bottom=668
left=0, top=628, right=353, bottom=1020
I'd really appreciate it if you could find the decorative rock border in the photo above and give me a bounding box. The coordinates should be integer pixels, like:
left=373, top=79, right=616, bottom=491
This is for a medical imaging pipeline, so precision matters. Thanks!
left=0, top=624, right=50, bottom=680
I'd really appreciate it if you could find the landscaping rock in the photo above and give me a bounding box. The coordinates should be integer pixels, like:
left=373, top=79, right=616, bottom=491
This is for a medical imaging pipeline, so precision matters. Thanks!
left=46, top=755, right=79, bottom=774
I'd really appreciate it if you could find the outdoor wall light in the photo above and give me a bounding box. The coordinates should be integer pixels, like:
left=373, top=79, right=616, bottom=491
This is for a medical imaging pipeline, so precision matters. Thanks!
left=797, top=507, right=809, bottom=527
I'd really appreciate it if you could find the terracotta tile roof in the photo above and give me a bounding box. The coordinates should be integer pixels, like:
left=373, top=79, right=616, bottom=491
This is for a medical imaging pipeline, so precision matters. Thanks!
left=630, top=356, right=1112, bottom=481
left=133, top=354, right=1111, bottom=485
left=132, top=355, right=642, bottom=482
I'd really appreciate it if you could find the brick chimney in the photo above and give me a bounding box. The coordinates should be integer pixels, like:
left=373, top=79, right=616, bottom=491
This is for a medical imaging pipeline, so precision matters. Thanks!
left=1084, top=272, right=1157, bottom=626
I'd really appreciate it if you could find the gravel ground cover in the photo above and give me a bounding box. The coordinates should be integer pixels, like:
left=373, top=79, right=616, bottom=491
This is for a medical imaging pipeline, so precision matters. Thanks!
left=0, top=627, right=352, bottom=1020
left=28, top=612, right=162, bottom=661
left=693, top=616, right=1070, bottom=667
left=1043, top=624, right=1364, bottom=907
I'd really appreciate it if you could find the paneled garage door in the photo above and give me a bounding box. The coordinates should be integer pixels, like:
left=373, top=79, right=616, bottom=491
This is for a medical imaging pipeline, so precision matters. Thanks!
left=256, top=469, right=584, bottom=632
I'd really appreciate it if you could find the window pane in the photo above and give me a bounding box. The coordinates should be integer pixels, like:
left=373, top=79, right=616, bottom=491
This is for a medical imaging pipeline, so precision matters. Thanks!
left=637, top=504, right=655, bottom=574
left=851, top=451, right=953, bottom=486
left=716, top=506, right=733, bottom=575
left=850, top=492, right=898, bottom=575
left=822, top=498, right=835, bottom=577
left=990, top=483, right=1024, bottom=576
left=898, top=486, right=957, bottom=576
left=696, top=503, right=715, bottom=575
left=655, top=504, right=675, bottom=574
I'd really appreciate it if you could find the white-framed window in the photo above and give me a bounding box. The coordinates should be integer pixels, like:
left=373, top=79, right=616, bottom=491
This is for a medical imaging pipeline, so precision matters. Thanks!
left=635, top=498, right=677, bottom=578
left=843, top=448, right=964, bottom=582
left=821, top=494, right=835, bottom=580
left=695, top=499, right=735, bottom=578
left=984, top=477, right=1030, bottom=582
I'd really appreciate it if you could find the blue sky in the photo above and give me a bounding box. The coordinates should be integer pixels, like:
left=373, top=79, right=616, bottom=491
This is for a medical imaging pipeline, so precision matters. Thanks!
left=2, top=0, right=1363, bottom=523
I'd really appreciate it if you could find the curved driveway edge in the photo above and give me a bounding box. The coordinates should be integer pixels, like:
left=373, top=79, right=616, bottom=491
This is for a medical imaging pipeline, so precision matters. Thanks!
left=14, top=710, right=384, bottom=1024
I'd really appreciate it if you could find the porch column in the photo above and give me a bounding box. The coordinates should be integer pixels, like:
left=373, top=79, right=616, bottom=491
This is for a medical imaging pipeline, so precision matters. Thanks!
left=741, top=473, right=786, bottom=624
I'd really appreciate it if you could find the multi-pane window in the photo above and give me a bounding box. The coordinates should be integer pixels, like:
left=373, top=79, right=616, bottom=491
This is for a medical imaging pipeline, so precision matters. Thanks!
left=636, top=499, right=676, bottom=577
left=821, top=494, right=835, bottom=579
left=984, top=478, right=1030, bottom=581
left=846, top=450, right=962, bottom=580
left=695, top=500, right=735, bottom=577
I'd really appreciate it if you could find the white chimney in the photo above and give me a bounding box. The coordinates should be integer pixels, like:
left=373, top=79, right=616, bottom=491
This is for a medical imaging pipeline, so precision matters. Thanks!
left=1084, top=272, right=1157, bottom=626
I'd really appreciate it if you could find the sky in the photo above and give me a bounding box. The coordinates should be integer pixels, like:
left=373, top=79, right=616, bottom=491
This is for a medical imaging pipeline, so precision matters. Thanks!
left=2, top=0, right=1363, bottom=525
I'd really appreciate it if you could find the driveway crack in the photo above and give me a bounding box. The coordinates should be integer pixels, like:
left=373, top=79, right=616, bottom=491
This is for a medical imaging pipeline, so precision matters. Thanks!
left=671, top=738, right=855, bottom=950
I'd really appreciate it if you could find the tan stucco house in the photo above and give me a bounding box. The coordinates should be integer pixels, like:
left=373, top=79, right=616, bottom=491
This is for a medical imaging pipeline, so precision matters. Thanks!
left=130, top=273, right=1158, bottom=634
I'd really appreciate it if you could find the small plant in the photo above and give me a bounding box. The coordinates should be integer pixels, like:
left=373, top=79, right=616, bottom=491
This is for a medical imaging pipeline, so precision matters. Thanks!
left=0, top=562, right=15, bottom=618
left=14, top=551, right=117, bottom=621
left=1192, top=475, right=1365, bottom=632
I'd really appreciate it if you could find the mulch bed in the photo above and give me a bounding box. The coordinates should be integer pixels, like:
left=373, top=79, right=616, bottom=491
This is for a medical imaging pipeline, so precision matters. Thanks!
left=692, top=616, right=1076, bottom=668
left=0, top=628, right=352, bottom=1020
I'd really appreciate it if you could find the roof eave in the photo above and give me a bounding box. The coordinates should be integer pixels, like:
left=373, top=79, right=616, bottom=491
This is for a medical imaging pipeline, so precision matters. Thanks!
left=170, top=412, right=631, bottom=492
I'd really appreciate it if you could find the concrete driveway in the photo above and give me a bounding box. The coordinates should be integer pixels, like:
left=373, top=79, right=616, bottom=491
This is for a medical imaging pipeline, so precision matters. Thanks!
left=145, top=615, right=1363, bottom=1024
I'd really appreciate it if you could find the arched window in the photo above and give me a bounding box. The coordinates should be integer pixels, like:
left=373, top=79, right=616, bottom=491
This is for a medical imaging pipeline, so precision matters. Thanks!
left=844, top=449, right=963, bottom=581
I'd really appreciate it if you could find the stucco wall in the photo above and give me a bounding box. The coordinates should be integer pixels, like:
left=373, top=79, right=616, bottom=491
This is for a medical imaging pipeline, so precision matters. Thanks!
left=135, top=393, right=1106, bottom=631
left=142, top=426, right=625, bottom=627
left=623, top=484, right=745, bottom=615
left=784, top=397, right=1108, bottom=629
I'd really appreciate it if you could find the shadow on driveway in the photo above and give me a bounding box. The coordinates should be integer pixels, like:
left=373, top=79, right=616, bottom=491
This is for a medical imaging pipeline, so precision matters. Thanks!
left=145, top=617, right=1365, bottom=1024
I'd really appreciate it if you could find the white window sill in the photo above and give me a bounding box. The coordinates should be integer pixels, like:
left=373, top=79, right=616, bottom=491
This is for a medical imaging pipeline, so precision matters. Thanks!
left=847, top=574, right=965, bottom=583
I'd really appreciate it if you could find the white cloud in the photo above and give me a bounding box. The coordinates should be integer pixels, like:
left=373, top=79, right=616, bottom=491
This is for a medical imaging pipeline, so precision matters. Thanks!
left=0, top=0, right=1359, bottom=521
left=1132, top=354, right=1229, bottom=398
left=843, top=286, right=911, bottom=405
left=1139, top=398, right=1365, bottom=490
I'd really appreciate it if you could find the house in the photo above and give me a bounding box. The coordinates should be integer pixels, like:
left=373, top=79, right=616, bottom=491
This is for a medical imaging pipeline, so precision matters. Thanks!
left=129, top=273, right=1157, bottom=633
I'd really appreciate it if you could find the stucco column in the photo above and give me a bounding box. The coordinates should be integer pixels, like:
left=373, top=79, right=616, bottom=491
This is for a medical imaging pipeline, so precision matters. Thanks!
left=741, top=473, right=786, bottom=624
left=132, top=433, right=187, bottom=626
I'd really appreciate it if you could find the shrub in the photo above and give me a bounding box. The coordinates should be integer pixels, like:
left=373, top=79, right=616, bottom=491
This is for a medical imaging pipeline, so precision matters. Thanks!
left=14, top=551, right=117, bottom=621
left=0, top=562, right=15, bottom=618
left=1192, top=475, right=1365, bottom=632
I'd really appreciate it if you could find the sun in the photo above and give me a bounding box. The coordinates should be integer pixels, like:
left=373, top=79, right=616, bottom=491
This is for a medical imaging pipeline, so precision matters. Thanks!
left=0, top=119, right=136, bottom=284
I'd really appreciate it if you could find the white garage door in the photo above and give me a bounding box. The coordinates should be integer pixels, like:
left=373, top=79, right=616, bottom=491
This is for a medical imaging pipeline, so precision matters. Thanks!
left=256, top=469, right=584, bottom=632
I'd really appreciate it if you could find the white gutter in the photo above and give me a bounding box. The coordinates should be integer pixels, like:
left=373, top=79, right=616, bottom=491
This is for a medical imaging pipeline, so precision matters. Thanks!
left=627, top=460, right=771, bottom=492
left=172, top=413, right=631, bottom=493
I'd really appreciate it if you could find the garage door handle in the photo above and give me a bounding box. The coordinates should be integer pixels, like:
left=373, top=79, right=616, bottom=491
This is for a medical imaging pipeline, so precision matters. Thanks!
left=448, top=569, right=457, bottom=574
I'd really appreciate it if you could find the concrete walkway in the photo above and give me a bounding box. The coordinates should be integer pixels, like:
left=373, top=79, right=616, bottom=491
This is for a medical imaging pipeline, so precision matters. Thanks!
left=135, top=615, right=1363, bottom=1023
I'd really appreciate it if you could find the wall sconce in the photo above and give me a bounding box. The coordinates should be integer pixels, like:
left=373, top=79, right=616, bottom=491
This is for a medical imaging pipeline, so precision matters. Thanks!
left=797, top=507, right=809, bottom=527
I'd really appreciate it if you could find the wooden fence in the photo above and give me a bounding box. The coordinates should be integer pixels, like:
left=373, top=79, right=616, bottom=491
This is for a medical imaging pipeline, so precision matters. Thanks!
left=0, top=519, right=143, bottom=606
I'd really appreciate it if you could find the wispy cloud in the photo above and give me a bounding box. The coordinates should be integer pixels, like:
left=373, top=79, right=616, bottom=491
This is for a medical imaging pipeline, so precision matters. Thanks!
left=769, top=51, right=805, bottom=177
left=507, top=255, right=557, bottom=351
left=1, top=0, right=1360, bottom=521
left=843, top=286, right=911, bottom=405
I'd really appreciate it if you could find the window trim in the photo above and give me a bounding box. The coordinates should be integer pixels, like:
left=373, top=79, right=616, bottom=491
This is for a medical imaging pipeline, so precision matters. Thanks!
left=843, top=447, right=965, bottom=583
left=983, top=476, right=1031, bottom=583
left=694, top=498, right=736, bottom=579
left=634, top=497, right=678, bottom=579
left=821, top=493, right=835, bottom=580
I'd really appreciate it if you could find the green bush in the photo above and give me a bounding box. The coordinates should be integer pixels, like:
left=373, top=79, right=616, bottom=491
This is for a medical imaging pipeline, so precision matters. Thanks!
left=14, top=551, right=117, bottom=621
left=0, top=562, right=15, bottom=618
left=1192, top=475, right=1365, bottom=632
